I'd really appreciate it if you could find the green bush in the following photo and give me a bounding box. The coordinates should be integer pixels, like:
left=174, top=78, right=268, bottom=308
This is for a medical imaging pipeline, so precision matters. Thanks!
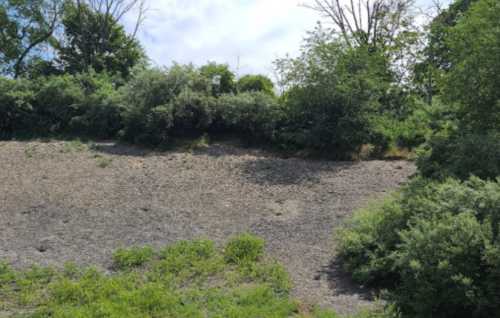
left=113, top=246, right=155, bottom=270
left=213, top=92, right=282, bottom=141
left=417, top=130, right=500, bottom=180
left=237, top=74, right=275, bottom=96
left=67, top=72, right=124, bottom=138
left=171, top=90, right=215, bottom=136
left=121, top=66, right=212, bottom=145
left=338, top=176, right=500, bottom=317
left=0, top=77, right=35, bottom=138
left=224, top=233, right=265, bottom=264
left=275, top=38, right=393, bottom=157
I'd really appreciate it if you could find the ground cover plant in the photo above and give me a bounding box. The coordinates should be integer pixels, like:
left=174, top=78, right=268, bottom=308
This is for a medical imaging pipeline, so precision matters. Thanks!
left=0, top=235, right=342, bottom=318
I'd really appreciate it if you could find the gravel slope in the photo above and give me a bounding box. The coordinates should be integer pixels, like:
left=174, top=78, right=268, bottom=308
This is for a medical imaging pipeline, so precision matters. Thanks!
left=0, top=140, right=415, bottom=315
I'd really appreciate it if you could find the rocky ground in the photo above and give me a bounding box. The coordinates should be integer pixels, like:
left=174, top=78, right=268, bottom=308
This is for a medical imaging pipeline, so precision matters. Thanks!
left=0, top=140, right=415, bottom=315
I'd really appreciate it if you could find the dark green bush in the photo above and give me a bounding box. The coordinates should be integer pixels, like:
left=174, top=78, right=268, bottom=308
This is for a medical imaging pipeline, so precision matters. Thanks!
left=338, top=176, right=500, bottom=317
left=213, top=92, right=282, bottom=141
left=171, top=90, right=215, bottom=136
left=237, top=74, right=275, bottom=96
left=67, top=72, right=124, bottom=138
left=0, top=77, right=35, bottom=138
left=417, top=130, right=500, bottom=180
left=121, top=66, right=212, bottom=145
left=275, top=38, right=393, bottom=157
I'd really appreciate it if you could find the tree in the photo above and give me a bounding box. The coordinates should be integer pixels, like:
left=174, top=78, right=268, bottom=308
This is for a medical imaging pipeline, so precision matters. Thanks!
left=56, top=0, right=146, bottom=76
left=275, top=27, right=393, bottom=156
left=0, top=0, right=62, bottom=78
left=237, top=74, right=274, bottom=95
left=413, top=0, right=477, bottom=103
left=440, top=0, right=500, bottom=131
left=304, top=0, right=417, bottom=50
left=200, top=62, right=235, bottom=96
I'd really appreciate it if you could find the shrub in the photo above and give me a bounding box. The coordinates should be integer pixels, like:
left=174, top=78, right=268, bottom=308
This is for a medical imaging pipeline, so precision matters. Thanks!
left=112, top=246, right=154, bottom=270
left=0, top=77, right=35, bottom=138
left=121, top=66, right=212, bottom=145
left=237, top=74, right=275, bottom=96
left=224, top=233, right=265, bottom=264
left=275, top=38, right=392, bottom=157
left=171, top=90, right=215, bottom=136
left=32, top=74, right=85, bottom=134
left=67, top=72, right=124, bottom=138
left=213, top=92, right=282, bottom=141
left=338, top=176, right=500, bottom=317
left=417, top=130, right=500, bottom=180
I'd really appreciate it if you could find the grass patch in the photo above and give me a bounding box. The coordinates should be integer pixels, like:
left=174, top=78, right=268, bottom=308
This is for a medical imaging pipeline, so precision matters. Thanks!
left=94, top=154, right=113, bottom=168
left=0, top=235, right=343, bottom=318
left=60, top=140, right=88, bottom=153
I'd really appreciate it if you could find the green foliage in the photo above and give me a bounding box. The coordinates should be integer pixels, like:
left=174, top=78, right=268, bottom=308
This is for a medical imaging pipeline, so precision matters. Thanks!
left=120, top=66, right=214, bottom=145
left=338, top=176, right=500, bottom=317
left=213, top=92, right=282, bottom=141
left=171, top=89, right=215, bottom=135
left=0, top=238, right=338, bottom=318
left=417, top=130, right=500, bottom=180
left=0, top=77, right=35, bottom=138
left=57, top=1, right=144, bottom=77
left=200, top=62, right=236, bottom=96
left=275, top=29, right=397, bottom=157
left=440, top=0, right=500, bottom=131
left=237, top=74, right=275, bottom=96
left=0, top=0, right=61, bottom=78
left=113, top=246, right=154, bottom=270
left=224, top=233, right=265, bottom=264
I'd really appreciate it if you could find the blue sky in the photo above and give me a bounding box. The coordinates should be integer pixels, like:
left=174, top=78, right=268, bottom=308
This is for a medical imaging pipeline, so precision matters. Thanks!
left=123, top=0, right=452, bottom=78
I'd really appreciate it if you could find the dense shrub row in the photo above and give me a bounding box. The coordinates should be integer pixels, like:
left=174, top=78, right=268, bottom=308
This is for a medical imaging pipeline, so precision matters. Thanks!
left=338, top=177, right=500, bottom=317
left=1, top=62, right=422, bottom=158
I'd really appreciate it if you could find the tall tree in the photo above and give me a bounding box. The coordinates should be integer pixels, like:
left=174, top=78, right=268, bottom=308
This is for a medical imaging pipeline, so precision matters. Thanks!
left=0, top=0, right=62, bottom=78
left=305, top=0, right=417, bottom=50
left=56, top=0, right=146, bottom=76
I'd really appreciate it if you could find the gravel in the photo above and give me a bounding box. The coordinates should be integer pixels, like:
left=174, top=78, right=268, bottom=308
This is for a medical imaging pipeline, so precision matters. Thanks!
left=0, top=140, right=415, bottom=315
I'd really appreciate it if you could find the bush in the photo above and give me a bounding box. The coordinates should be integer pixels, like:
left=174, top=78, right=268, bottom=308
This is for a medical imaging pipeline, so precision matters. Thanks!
left=0, top=77, right=35, bottom=138
left=171, top=90, right=215, bottom=136
left=275, top=37, right=393, bottom=157
left=417, top=130, right=500, bottom=180
left=67, top=72, right=124, bottom=138
left=338, top=176, right=500, bottom=317
left=113, top=246, right=154, bottom=270
left=237, top=74, right=275, bottom=96
left=213, top=92, right=282, bottom=141
left=224, top=233, right=265, bottom=264
left=121, top=66, right=212, bottom=145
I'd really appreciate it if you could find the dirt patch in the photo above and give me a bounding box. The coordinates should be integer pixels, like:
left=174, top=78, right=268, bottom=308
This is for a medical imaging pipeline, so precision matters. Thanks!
left=0, top=140, right=415, bottom=315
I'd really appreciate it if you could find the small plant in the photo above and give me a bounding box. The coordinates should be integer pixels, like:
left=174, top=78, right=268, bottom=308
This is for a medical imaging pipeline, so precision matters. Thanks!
left=112, top=246, right=154, bottom=270
left=224, top=233, right=265, bottom=264
left=24, top=145, right=37, bottom=158
left=60, top=140, right=87, bottom=153
left=94, top=154, right=113, bottom=168
left=0, top=237, right=341, bottom=318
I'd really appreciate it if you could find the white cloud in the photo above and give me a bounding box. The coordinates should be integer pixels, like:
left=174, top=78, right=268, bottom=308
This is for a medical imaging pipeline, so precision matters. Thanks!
left=123, top=0, right=318, bottom=77
left=122, top=0, right=452, bottom=77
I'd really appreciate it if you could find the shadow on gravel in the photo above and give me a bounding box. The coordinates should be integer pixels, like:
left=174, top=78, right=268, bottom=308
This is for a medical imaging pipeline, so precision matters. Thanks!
left=320, top=258, right=375, bottom=301
left=90, top=142, right=153, bottom=157
left=238, top=158, right=355, bottom=186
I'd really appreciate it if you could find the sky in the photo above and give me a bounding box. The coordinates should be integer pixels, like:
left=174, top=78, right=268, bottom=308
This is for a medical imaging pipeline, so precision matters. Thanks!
left=123, top=0, right=452, bottom=78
